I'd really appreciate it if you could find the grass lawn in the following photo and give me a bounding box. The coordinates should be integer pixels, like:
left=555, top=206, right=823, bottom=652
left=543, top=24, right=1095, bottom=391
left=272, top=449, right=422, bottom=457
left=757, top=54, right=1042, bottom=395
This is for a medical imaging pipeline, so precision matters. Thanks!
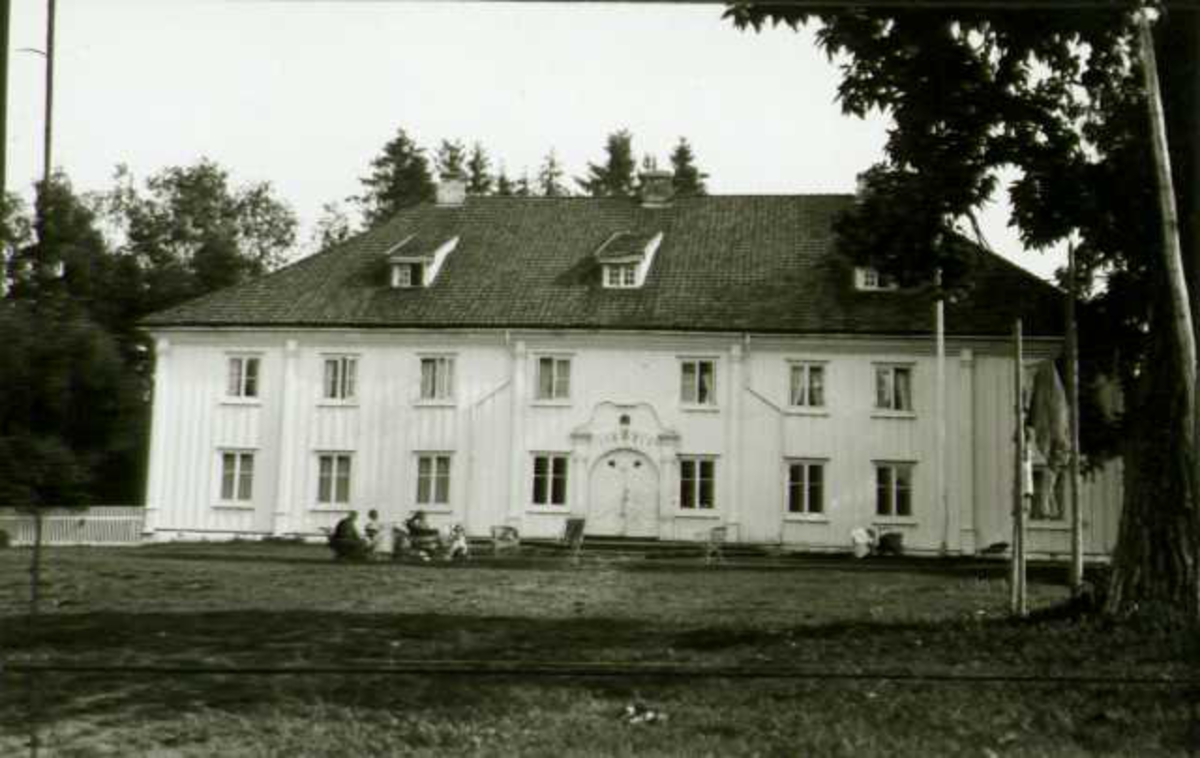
left=1, top=542, right=1197, bottom=756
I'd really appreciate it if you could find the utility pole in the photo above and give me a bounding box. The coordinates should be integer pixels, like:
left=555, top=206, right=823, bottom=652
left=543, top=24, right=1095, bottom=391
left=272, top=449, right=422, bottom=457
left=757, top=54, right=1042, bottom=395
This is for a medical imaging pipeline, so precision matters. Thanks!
left=43, top=0, right=55, bottom=186
left=1, top=0, right=10, bottom=200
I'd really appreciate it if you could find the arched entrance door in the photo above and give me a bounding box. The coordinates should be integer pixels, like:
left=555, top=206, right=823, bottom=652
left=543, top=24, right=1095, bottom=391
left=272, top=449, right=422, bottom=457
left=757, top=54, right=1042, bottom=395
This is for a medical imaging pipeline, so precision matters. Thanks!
left=588, top=449, right=659, bottom=537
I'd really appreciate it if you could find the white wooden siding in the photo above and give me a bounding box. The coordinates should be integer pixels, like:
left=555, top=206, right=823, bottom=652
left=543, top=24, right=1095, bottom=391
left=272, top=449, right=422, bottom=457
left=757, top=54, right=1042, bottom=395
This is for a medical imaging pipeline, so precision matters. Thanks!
left=145, top=328, right=1121, bottom=556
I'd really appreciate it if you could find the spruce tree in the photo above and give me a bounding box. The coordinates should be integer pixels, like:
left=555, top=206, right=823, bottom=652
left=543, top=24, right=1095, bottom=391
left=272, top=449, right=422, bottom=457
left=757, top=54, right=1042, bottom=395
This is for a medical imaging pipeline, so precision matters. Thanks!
left=435, top=139, right=468, bottom=180
left=466, top=142, right=493, bottom=195
left=577, top=129, right=637, bottom=198
left=495, top=170, right=515, bottom=197
left=537, top=150, right=569, bottom=197
left=356, top=128, right=436, bottom=226
left=669, top=137, right=708, bottom=197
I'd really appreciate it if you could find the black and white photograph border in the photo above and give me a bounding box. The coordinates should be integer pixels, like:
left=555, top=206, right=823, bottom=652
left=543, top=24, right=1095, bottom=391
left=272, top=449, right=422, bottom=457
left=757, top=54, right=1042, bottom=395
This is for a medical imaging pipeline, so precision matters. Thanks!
left=0, top=1, right=1198, bottom=756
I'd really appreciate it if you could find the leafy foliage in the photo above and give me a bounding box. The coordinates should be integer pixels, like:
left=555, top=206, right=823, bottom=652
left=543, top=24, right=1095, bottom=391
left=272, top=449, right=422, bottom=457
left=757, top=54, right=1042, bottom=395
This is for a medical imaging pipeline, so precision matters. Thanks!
left=310, top=201, right=353, bottom=254
left=98, top=161, right=298, bottom=313
left=728, top=5, right=1200, bottom=613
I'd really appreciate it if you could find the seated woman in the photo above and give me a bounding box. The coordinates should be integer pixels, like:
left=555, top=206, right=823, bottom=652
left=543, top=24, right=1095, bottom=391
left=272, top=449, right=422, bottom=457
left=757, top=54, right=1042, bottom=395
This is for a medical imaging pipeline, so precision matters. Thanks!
left=404, top=510, right=441, bottom=559
left=329, top=511, right=371, bottom=561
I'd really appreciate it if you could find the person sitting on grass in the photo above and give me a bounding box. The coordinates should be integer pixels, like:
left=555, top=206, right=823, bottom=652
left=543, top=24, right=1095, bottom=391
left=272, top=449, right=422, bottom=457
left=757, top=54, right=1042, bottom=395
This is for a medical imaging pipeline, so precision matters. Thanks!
left=363, top=509, right=384, bottom=552
left=329, top=511, right=371, bottom=561
left=404, top=510, right=440, bottom=560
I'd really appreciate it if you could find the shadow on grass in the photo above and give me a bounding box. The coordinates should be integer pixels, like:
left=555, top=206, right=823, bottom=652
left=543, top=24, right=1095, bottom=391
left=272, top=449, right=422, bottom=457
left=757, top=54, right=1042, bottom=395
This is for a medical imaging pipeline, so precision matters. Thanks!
left=2, top=606, right=1197, bottom=750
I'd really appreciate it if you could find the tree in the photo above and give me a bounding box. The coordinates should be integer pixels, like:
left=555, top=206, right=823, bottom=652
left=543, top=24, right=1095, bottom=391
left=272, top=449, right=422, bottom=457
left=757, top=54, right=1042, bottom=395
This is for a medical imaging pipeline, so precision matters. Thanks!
left=514, top=171, right=533, bottom=198
left=357, top=128, right=436, bottom=226
left=577, top=129, right=637, bottom=198
left=729, top=5, right=1198, bottom=617
left=669, top=137, right=708, bottom=197
left=466, top=142, right=493, bottom=195
left=98, top=160, right=298, bottom=314
left=310, top=201, right=353, bottom=253
left=435, top=138, right=467, bottom=181
left=537, top=150, right=569, bottom=197
left=495, top=169, right=515, bottom=197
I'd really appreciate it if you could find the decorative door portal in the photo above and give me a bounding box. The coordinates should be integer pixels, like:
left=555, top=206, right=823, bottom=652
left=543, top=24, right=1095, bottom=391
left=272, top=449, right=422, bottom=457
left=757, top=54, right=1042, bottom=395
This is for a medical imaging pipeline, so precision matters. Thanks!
left=588, top=449, right=660, bottom=537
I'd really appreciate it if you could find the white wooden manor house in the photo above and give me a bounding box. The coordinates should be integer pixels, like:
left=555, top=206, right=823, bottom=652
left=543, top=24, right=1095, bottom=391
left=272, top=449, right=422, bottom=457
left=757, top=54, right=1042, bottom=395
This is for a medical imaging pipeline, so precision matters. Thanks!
left=141, top=173, right=1122, bottom=556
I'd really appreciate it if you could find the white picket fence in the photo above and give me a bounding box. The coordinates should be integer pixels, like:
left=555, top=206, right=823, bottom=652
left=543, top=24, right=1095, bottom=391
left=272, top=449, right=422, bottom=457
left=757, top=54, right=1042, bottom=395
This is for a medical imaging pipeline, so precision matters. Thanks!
left=0, top=506, right=145, bottom=546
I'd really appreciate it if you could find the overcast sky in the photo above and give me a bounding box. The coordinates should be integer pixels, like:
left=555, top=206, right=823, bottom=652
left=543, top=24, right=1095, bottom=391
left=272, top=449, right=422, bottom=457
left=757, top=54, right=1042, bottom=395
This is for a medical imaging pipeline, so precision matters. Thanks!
left=7, top=0, right=1063, bottom=280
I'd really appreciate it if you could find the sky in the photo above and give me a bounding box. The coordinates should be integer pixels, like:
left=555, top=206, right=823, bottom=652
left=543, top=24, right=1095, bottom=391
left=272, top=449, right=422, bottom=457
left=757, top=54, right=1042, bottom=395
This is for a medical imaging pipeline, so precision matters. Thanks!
left=7, top=0, right=1064, bottom=280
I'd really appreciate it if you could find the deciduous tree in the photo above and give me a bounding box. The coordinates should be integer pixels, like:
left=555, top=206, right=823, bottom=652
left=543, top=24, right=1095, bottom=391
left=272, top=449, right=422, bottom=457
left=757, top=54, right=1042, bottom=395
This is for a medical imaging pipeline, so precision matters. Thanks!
left=729, top=4, right=1199, bottom=617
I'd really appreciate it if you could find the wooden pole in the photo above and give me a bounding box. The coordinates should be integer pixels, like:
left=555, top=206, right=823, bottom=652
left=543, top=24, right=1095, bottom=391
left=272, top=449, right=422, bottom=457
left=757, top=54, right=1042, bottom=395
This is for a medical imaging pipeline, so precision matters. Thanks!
left=936, top=270, right=947, bottom=554
left=1067, top=244, right=1084, bottom=591
left=1011, top=319, right=1026, bottom=617
left=0, top=0, right=10, bottom=201
left=42, top=0, right=55, bottom=185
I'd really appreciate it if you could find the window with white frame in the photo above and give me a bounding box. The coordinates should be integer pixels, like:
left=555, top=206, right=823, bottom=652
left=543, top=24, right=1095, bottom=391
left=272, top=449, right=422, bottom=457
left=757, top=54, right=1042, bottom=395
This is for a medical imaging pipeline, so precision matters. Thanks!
left=416, top=453, right=451, bottom=506
left=679, top=457, right=715, bottom=510
left=875, top=364, right=914, bottom=412
left=226, top=355, right=260, bottom=399
left=531, top=454, right=569, bottom=506
left=875, top=463, right=914, bottom=517
left=419, top=356, right=455, bottom=401
left=392, top=262, right=425, bottom=288
left=786, top=460, right=824, bottom=515
left=317, top=453, right=353, bottom=505
left=1031, top=465, right=1066, bottom=521
left=789, top=362, right=826, bottom=408
left=323, top=356, right=358, bottom=401
left=855, top=266, right=899, bottom=291
left=680, top=359, right=716, bottom=406
left=535, top=356, right=571, bottom=401
left=219, top=451, right=255, bottom=503
left=604, top=263, right=638, bottom=289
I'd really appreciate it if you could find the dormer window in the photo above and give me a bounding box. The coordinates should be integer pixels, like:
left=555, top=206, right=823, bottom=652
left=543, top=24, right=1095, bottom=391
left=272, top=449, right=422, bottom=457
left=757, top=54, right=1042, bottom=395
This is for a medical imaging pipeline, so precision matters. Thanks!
left=392, top=262, right=425, bottom=288
left=605, top=263, right=638, bottom=289
left=387, top=234, right=459, bottom=289
left=855, top=266, right=899, bottom=291
left=596, top=231, right=663, bottom=290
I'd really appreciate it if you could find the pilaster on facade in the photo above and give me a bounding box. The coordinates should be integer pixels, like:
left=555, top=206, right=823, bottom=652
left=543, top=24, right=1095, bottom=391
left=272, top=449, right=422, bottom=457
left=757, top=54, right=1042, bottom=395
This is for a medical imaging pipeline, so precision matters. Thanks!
left=506, top=339, right=528, bottom=527
left=142, top=337, right=171, bottom=535
left=959, top=348, right=978, bottom=554
left=272, top=339, right=300, bottom=536
left=726, top=342, right=744, bottom=529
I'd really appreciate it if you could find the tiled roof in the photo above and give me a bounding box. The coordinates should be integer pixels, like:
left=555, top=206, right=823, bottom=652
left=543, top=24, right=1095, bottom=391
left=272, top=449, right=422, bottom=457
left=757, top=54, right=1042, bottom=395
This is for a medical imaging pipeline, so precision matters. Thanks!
left=595, top=230, right=659, bottom=262
left=142, top=195, right=1064, bottom=337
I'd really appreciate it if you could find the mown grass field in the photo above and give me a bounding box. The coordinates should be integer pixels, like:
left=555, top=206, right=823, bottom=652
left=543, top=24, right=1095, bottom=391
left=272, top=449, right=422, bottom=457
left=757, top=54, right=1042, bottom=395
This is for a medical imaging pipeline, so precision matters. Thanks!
left=1, top=542, right=1197, bottom=756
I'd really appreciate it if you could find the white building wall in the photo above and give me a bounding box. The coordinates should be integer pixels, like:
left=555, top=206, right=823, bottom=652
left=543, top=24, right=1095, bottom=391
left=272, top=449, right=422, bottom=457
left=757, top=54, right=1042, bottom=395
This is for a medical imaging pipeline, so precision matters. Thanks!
left=145, top=327, right=1119, bottom=556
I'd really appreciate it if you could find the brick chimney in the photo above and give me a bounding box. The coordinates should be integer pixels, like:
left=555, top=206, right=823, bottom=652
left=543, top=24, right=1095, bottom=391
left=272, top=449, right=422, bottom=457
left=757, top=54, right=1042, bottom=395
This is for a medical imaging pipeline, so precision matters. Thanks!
left=639, top=170, right=674, bottom=208
left=436, top=173, right=467, bottom=207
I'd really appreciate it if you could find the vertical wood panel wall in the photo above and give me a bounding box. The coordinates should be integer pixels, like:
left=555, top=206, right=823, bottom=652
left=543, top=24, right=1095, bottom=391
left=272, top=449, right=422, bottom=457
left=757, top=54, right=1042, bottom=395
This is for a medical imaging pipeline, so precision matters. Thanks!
left=145, top=329, right=1122, bottom=556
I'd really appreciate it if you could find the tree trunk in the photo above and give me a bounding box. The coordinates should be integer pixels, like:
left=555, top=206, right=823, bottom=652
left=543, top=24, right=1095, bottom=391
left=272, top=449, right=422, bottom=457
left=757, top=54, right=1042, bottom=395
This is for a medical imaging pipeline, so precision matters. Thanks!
left=1106, top=12, right=1200, bottom=619
left=1106, top=309, right=1200, bottom=615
